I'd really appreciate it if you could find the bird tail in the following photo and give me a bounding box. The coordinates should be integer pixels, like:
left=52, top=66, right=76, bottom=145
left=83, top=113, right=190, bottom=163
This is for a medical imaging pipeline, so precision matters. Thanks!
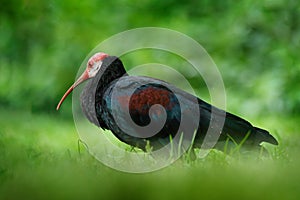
left=253, top=127, right=278, bottom=145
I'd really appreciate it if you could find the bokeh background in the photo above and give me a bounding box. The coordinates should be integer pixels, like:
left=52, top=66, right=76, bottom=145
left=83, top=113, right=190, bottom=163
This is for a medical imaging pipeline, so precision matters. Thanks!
left=0, top=0, right=299, bottom=199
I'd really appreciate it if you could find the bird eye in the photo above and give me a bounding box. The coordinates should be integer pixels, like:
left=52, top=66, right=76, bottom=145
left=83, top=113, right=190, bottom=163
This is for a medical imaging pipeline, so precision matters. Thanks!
left=88, top=61, right=94, bottom=68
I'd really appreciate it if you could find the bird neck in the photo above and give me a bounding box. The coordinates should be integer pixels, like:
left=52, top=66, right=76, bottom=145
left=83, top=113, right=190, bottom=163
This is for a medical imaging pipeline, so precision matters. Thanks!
left=80, top=56, right=127, bottom=128
left=96, top=56, right=127, bottom=93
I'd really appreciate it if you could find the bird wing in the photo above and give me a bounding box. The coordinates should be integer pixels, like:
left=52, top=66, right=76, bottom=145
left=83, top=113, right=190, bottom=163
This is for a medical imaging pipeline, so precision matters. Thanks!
left=101, top=76, right=201, bottom=149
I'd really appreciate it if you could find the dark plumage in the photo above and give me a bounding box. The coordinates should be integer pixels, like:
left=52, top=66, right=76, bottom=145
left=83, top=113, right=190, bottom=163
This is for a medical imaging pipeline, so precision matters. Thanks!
left=58, top=53, right=278, bottom=154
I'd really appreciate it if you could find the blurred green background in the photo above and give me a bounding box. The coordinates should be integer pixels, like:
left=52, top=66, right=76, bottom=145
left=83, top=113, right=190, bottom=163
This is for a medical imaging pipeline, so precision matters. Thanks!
left=1, top=0, right=300, bottom=199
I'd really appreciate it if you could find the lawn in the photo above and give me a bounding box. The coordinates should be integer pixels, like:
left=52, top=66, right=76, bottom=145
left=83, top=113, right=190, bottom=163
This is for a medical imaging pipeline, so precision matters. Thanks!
left=0, top=108, right=299, bottom=200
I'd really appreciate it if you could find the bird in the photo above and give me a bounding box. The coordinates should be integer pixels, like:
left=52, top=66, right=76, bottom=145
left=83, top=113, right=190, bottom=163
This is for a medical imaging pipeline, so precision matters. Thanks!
left=56, top=52, right=278, bottom=155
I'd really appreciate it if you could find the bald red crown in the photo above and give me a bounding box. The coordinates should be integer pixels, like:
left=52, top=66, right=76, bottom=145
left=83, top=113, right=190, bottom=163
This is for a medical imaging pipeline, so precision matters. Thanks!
left=87, top=52, right=109, bottom=68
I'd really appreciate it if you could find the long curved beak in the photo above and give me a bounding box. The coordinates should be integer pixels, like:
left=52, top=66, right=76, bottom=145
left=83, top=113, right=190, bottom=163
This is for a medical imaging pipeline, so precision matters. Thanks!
left=56, top=70, right=89, bottom=110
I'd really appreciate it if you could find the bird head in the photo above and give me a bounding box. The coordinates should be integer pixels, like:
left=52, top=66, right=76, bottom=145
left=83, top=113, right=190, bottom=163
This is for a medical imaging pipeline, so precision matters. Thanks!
left=56, top=52, right=109, bottom=110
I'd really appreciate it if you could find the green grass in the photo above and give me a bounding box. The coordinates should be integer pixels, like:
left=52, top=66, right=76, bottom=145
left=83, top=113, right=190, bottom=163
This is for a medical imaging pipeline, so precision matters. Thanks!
left=0, top=109, right=299, bottom=200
